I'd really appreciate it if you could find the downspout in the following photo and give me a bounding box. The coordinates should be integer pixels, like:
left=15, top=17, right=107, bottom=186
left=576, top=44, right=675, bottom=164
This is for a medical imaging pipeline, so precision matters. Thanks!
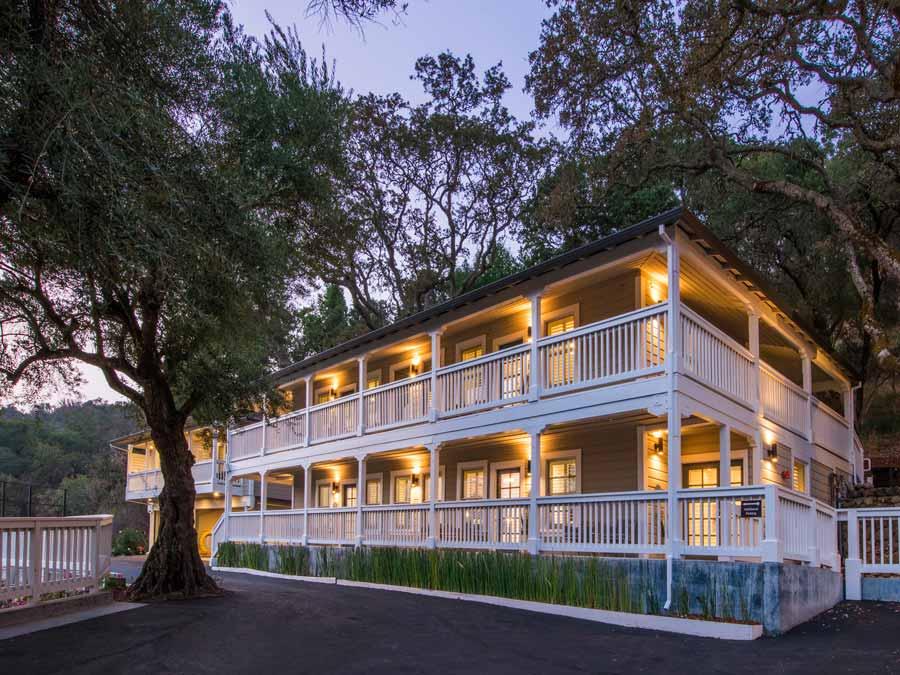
left=658, top=223, right=676, bottom=611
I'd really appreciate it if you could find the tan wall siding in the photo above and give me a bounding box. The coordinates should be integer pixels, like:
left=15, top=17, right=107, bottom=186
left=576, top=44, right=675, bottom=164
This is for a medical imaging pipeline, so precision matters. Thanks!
left=643, top=427, right=751, bottom=490
left=544, top=423, right=638, bottom=493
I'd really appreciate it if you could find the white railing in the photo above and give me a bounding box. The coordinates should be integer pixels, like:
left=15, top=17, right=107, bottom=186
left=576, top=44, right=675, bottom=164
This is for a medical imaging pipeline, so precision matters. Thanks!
left=435, top=499, right=530, bottom=548
left=230, top=422, right=264, bottom=460
left=264, top=510, right=305, bottom=543
left=362, top=505, right=431, bottom=546
left=0, top=515, right=112, bottom=606
left=228, top=512, right=261, bottom=542
left=211, top=515, right=226, bottom=557
left=437, top=344, right=531, bottom=416
left=365, top=375, right=432, bottom=431
left=681, top=307, right=755, bottom=407
left=310, top=398, right=359, bottom=443
left=126, top=469, right=163, bottom=497
left=760, top=364, right=809, bottom=435
left=841, top=507, right=900, bottom=599
left=191, top=460, right=213, bottom=485
left=539, top=304, right=667, bottom=394
left=816, top=501, right=839, bottom=569
left=538, top=491, right=668, bottom=553
left=812, top=400, right=850, bottom=455
left=306, top=508, right=357, bottom=544
left=679, top=486, right=768, bottom=557
left=267, top=410, right=307, bottom=452
left=776, top=488, right=815, bottom=563
left=215, top=459, right=227, bottom=483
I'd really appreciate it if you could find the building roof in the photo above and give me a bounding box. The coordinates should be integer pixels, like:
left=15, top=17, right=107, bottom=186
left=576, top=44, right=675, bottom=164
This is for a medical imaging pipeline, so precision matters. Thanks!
left=273, top=206, right=855, bottom=385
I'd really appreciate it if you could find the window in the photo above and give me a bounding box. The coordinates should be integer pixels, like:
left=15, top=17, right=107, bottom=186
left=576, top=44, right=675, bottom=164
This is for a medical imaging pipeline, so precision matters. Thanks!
left=316, top=392, right=331, bottom=405
left=497, top=468, right=521, bottom=499
left=545, top=314, right=576, bottom=386
left=366, top=372, right=382, bottom=390
left=317, top=483, right=332, bottom=508
left=793, top=460, right=807, bottom=493
left=460, top=345, right=484, bottom=361
left=546, top=315, right=575, bottom=336
left=684, top=461, right=743, bottom=488
left=366, top=478, right=382, bottom=505
left=394, top=475, right=411, bottom=504
left=548, top=459, right=577, bottom=496
left=343, top=484, right=357, bottom=508
left=392, top=365, right=412, bottom=380
left=463, top=468, right=485, bottom=500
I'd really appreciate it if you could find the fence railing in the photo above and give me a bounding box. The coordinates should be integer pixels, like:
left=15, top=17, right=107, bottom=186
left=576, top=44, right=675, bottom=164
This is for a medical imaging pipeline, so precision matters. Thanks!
left=126, top=469, right=163, bottom=497
left=760, top=364, right=809, bottom=436
left=267, top=409, right=307, bottom=452
left=681, top=307, right=755, bottom=407
left=230, top=423, right=264, bottom=461
left=812, top=400, right=850, bottom=455
left=841, top=507, right=900, bottom=600
left=310, top=398, right=359, bottom=444
left=0, top=515, right=112, bottom=607
left=365, top=375, right=432, bottom=431
left=437, top=344, right=531, bottom=416
left=539, top=304, right=667, bottom=394
left=212, top=486, right=840, bottom=570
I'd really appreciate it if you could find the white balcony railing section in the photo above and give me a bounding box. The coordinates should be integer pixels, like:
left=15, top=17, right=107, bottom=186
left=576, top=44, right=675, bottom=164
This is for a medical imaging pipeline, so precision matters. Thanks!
left=214, top=487, right=838, bottom=568
left=365, top=374, right=432, bottom=431
left=841, top=507, right=900, bottom=600
left=0, top=515, right=112, bottom=606
left=681, top=307, right=755, bottom=407
left=539, top=491, right=668, bottom=554
left=760, top=365, right=809, bottom=436
left=230, top=422, right=264, bottom=461
left=812, top=400, right=850, bottom=455
left=268, top=409, right=307, bottom=451
left=437, top=345, right=531, bottom=416
left=539, top=304, right=667, bottom=394
left=126, top=469, right=163, bottom=497
left=310, top=398, right=359, bottom=444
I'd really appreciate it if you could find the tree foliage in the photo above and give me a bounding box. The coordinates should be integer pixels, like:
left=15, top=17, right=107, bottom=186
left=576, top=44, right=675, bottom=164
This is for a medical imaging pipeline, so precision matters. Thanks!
left=528, top=1, right=900, bottom=354
left=0, top=1, right=346, bottom=598
left=303, top=52, right=547, bottom=327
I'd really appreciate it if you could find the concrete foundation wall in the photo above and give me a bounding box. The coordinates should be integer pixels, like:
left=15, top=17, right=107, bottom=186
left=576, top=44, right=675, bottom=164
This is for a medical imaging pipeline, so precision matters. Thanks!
left=862, top=576, right=900, bottom=602
left=221, top=544, right=843, bottom=636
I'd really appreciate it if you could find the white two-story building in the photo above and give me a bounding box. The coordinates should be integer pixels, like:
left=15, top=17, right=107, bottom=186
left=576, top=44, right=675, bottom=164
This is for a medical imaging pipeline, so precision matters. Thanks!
left=203, top=208, right=861, bottom=569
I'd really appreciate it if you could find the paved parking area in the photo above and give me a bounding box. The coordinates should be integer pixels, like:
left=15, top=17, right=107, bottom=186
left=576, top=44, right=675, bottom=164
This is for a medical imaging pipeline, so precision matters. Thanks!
left=3, top=568, right=900, bottom=674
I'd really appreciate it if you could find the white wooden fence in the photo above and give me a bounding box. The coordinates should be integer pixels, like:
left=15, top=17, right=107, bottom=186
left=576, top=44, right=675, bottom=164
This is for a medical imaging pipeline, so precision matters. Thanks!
left=0, top=515, right=112, bottom=607
left=437, top=344, right=531, bottom=416
left=841, top=507, right=900, bottom=600
left=681, top=307, right=755, bottom=407
left=365, top=375, right=432, bottom=431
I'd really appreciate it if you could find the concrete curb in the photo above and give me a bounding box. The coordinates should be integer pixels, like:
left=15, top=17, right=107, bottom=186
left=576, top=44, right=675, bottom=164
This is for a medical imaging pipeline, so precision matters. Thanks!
left=0, top=591, right=114, bottom=629
left=213, top=566, right=761, bottom=640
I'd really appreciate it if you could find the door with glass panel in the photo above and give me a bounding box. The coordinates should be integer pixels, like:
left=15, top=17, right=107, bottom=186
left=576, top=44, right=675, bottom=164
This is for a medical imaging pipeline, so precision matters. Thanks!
left=496, top=467, right=525, bottom=543
left=682, top=462, right=743, bottom=547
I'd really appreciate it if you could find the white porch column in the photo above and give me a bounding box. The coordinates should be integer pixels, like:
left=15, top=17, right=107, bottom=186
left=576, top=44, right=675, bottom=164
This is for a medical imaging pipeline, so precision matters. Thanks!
left=802, top=354, right=814, bottom=442
left=529, top=293, right=543, bottom=401
left=260, top=397, right=267, bottom=456
left=427, top=443, right=440, bottom=548
left=748, top=312, right=764, bottom=485
left=844, top=385, right=858, bottom=480
left=211, top=428, right=220, bottom=485
left=718, top=424, right=731, bottom=488
left=259, top=470, right=268, bottom=543
left=304, top=376, right=312, bottom=447
left=223, top=467, right=233, bottom=545
left=663, top=226, right=683, bottom=575
left=429, top=331, right=442, bottom=421
left=356, top=455, right=366, bottom=546
left=527, top=427, right=542, bottom=555
left=845, top=509, right=862, bottom=600
left=302, top=463, right=311, bottom=546
left=357, top=356, right=367, bottom=436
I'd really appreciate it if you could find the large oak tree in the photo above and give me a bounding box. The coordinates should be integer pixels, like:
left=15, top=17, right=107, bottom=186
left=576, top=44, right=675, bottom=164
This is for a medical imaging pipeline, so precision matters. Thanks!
left=0, top=1, right=346, bottom=598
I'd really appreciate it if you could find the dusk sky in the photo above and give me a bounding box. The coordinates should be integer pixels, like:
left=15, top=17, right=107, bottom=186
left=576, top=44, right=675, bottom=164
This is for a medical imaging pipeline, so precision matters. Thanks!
left=51, top=0, right=555, bottom=405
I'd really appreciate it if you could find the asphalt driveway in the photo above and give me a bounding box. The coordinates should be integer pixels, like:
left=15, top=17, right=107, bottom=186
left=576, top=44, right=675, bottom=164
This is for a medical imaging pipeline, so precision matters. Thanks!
left=3, top=568, right=900, bottom=674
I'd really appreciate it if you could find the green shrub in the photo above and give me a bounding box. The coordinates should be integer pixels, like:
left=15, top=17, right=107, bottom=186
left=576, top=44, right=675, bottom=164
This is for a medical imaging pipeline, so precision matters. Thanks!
left=215, top=542, right=268, bottom=571
left=112, top=528, right=147, bottom=556
left=275, top=545, right=311, bottom=576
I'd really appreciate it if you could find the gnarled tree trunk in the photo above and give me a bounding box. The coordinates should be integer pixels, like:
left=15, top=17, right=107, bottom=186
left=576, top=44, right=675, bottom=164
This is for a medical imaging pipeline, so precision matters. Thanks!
left=128, top=410, right=219, bottom=600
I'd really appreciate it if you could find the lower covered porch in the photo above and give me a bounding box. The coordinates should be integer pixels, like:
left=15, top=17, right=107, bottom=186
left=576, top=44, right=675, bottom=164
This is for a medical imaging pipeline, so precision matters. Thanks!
left=215, top=414, right=838, bottom=568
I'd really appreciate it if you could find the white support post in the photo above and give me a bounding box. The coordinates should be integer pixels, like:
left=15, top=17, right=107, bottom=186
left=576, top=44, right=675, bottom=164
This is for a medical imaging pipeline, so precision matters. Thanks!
left=664, top=228, right=682, bottom=562
left=749, top=311, right=761, bottom=409
left=260, top=397, right=267, bottom=457
left=427, top=444, right=440, bottom=548
left=223, top=469, right=233, bottom=544
left=429, top=331, right=442, bottom=421
left=302, top=463, right=311, bottom=546
left=304, top=376, right=312, bottom=447
left=259, top=470, right=268, bottom=543
left=30, top=522, right=43, bottom=605
left=761, top=483, right=781, bottom=562
left=802, top=355, right=814, bottom=442
left=845, top=386, right=858, bottom=480
left=807, top=496, right=820, bottom=567
left=357, top=357, right=367, bottom=436
left=211, top=428, right=219, bottom=485
left=845, top=509, right=862, bottom=600
left=529, top=293, right=543, bottom=401
left=527, top=428, right=542, bottom=554
left=356, top=455, right=366, bottom=546
left=719, top=424, right=731, bottom=488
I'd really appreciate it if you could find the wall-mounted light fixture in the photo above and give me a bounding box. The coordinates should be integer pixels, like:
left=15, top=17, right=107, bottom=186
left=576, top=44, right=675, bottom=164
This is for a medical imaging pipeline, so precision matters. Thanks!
left=766, top=442, right=779, bottom=463
left=526, top=459, right=532, bottom=475
left=411, top=353, right=421, bottom=375
left=410, top=473, right=420, bottom=489
left=648, top=281, right=662, bottom=304
left=650, top=431, right=665, bottom=455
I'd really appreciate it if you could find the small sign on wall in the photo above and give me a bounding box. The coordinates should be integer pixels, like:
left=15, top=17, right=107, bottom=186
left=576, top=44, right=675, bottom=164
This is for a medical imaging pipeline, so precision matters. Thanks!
left=740, top=499, right=762, bottom=518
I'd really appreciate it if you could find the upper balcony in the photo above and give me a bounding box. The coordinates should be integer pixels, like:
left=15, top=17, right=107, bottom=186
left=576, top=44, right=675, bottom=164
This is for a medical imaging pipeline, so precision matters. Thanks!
left=123, top=427, right=231, bottom=501
left=229, top=213, right=856, bottom=469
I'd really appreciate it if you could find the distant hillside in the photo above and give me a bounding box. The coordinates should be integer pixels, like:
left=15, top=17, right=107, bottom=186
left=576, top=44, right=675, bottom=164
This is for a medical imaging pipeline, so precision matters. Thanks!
left=0, top=400, right=145, bottom=529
